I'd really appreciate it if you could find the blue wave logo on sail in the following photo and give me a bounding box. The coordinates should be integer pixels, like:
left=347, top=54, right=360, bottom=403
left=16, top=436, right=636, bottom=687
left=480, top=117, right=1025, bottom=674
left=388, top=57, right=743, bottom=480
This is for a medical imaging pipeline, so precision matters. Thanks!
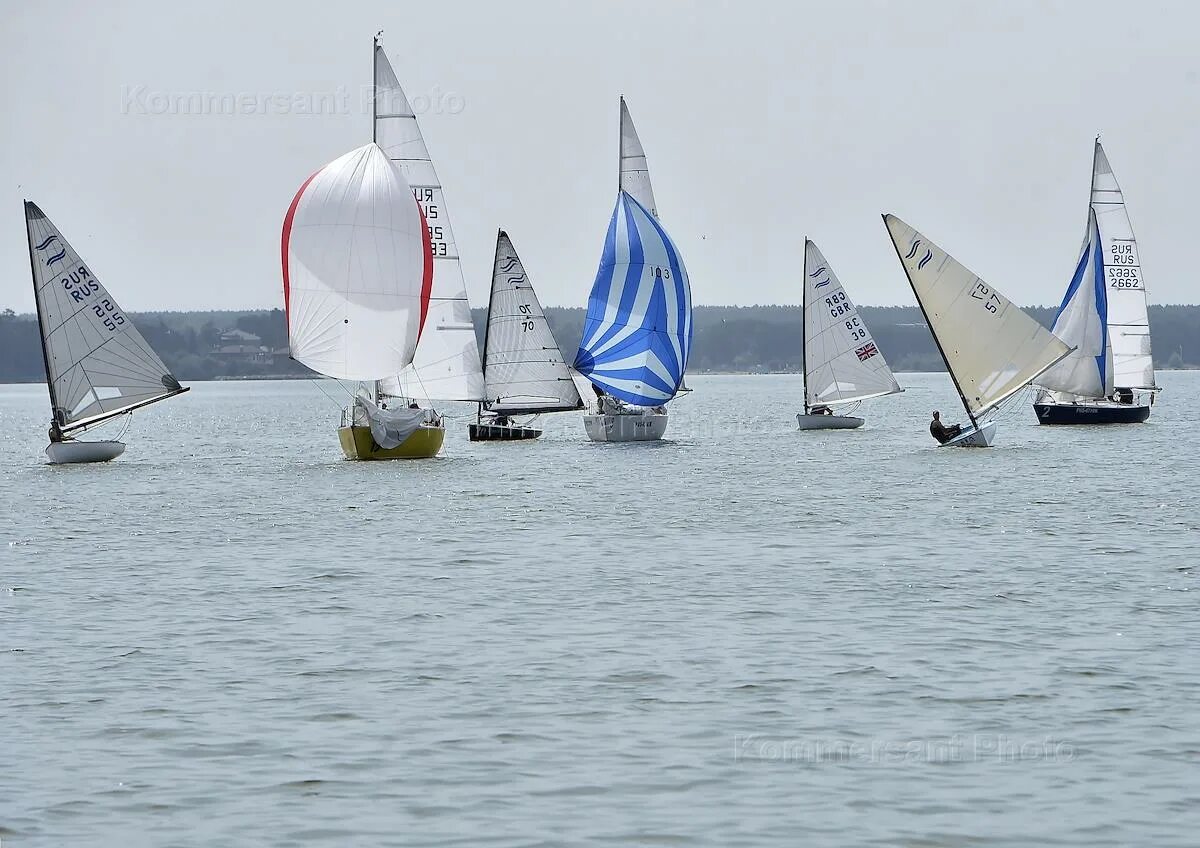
left=35, top=235, right=59, bottom=251
left=808, top=266, right=827, bottom=278
left=45, top=248, right=68, bottom=266
left=917, top=249, right=933, bottom=270
left=498, top=258, right=519, bottom=273
left=904, top=241, right=921, bottom=260
left=814, top=278, right=832, bottom=289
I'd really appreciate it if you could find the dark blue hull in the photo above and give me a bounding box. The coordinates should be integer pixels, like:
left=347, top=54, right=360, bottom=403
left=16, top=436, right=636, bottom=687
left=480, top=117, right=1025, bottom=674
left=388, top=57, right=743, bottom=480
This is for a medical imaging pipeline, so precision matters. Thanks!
left=1033, top=403, right=1151, bottom=425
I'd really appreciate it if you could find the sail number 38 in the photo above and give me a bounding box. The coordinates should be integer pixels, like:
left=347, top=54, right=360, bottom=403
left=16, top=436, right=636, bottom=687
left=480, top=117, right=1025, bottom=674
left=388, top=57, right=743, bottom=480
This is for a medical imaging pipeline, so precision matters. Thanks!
left=970, top=282, right=1002, bottom=313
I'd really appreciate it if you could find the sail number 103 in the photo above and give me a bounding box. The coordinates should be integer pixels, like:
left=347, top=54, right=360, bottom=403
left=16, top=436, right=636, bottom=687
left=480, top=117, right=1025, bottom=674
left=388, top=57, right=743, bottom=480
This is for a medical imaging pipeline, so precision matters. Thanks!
left=970, top=282, right=1002, bottom=313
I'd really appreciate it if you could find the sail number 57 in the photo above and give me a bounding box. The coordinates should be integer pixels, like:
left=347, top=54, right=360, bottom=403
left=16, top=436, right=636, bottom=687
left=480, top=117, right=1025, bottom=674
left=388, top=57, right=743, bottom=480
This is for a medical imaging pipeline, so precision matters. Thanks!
left=970, top=282, right=1001, bottom=314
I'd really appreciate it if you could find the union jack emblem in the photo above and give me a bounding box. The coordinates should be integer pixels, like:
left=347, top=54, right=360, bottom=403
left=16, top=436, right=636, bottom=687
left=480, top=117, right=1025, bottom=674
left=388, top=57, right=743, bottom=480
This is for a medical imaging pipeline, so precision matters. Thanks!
left=855, top=343, right=878, bottom=361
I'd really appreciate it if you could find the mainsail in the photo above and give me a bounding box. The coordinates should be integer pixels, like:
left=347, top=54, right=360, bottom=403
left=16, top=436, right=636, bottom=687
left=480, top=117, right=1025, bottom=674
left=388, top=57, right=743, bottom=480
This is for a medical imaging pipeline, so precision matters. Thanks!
left=1035, top=208, right=1113, bottom=399
left=481, top=231, right=583, bottom=414
left=373, top=39, right=484, bottom=402
left=281, top=142, right=432, bottom=382
left=25, top=201, right=186, bottom=432
left=573, top=191, right=692, bottom=406
left=1091, top=140, right=1155, bottom=390
left=619, top=97, right=657, bottom=217
left=883, top=214, right=1071, bottom=420
left=803, top=240, right=901, bottom=410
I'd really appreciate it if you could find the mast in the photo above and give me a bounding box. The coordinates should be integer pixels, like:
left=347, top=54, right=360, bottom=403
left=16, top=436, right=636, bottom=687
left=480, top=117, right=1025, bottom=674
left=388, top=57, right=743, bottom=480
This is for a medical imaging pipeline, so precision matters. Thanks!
left=881, top=215, right=978, bottom=429
left=800, top=237, right=810, bottom=414
left=372, top=30, right=382, bottom=403
left=24, top=201, right=59, bottom=421
left=617, top=96, right=623, bottom=195
left=478, top=228, right=500, bottom=413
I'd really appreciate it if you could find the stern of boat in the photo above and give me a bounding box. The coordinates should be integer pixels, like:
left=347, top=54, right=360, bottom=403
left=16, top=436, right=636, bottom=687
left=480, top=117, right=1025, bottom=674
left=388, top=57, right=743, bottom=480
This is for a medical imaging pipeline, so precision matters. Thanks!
left=337, top=423, right=444, bottom=460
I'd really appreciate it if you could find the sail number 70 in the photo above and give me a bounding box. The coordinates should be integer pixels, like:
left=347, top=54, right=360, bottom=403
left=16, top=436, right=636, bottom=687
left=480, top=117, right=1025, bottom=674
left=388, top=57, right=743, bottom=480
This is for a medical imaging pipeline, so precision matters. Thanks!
left=517, top=303, right=535, bottom=332
left=970, top=282, right=1001, bottom=314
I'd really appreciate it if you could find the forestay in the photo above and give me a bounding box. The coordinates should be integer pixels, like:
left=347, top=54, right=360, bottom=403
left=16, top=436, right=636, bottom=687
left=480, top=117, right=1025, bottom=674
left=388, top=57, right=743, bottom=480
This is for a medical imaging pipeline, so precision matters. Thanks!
left=803, top=240, right=901, bottom=410
left=884, top=214, right=1071, bottom=417
left=25, top=201, right=185, bottom=432
left=574, top=192, right=692, bottom=406
left=1091, top=140, right=1155, bottom=390
left=482, top=232, right=583, bottom=413
left=373, top=42, right=484, bottom=401
left=1036, top=208, right=1113, bottom=399
left=619, top=97, right=657, bottom=218
left=282, top=143, right=432, bottom=382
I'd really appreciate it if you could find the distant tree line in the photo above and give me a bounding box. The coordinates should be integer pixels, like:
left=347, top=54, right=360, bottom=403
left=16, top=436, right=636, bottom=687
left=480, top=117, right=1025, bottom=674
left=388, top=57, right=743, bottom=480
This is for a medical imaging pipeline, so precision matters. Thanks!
left=2, top=304, right=1198, bottom=383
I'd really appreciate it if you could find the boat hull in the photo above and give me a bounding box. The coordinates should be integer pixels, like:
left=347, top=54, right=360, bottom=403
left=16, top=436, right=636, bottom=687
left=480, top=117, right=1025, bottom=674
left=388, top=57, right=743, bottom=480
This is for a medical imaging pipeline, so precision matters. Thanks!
left=796, top=413, right=864, bottom=430
left=45, top=440, right=126, bottom=464
left=468, top=422, right=542, bottom=441
left=940, top=420, right=997, bottom=448
left=337, top=424, right=444, bottom=460
left=1033, top=401, right=1150, bottom=425
left=583, top=411, right=668, bottom=442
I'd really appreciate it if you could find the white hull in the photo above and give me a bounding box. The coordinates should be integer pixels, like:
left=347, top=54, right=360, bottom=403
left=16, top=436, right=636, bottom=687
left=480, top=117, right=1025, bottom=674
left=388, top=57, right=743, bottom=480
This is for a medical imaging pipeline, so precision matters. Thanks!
left=796, top=413, right=864, bottom=430
left=583, top=411, right=668, bottom=442
left=941, top=420, right=997, bottom=448
left=46, top=440, right=126, bottom=464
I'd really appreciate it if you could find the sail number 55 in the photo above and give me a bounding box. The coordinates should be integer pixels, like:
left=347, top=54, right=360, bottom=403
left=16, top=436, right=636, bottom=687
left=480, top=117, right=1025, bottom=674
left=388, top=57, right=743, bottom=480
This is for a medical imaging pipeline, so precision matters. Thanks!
left=970, top=282, right=1001, bottom=313
left=92, top=298, right=126, bottom=332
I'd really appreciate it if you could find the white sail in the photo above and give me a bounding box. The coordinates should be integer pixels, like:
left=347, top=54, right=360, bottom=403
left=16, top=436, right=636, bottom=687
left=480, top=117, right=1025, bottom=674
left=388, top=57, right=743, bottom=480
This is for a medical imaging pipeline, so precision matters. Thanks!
left=619, top=97, right=657, bottom=218
left=803, top=240, right=901, bottom=409
left=282, top=143, right=432, bottom=382
left=884, top=214, right=1071, bottom=418
left=25, top=201, right=186, bottom=432
left=481, top=231, right=583, bottom=413
left=373, top=41, right=484, bottom=402
left=1091, top=140, right=1155, bottom=389
left=1035, top=208, right=1114, bottom=398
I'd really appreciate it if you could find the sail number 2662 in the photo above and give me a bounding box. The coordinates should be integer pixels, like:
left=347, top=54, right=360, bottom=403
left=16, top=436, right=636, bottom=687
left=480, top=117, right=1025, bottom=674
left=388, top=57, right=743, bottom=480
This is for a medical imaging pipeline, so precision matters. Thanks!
left=970, top=282, right=1002, bottom=314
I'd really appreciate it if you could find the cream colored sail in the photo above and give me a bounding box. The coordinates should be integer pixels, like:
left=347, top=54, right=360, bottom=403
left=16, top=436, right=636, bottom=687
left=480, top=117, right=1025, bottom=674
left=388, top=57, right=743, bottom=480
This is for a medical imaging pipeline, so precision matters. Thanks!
left=373, top=40, right=484, bottom=401
left=619, top=97, right=657, bottom=217
left=884, top=214, right=1071, bottom=417
left=26, top=201, right=186, bottom=432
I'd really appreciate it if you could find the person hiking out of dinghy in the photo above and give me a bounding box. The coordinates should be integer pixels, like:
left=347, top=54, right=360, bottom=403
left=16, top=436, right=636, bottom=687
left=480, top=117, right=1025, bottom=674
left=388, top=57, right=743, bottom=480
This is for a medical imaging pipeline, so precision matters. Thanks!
left=929, top=410, right=962, bottom=444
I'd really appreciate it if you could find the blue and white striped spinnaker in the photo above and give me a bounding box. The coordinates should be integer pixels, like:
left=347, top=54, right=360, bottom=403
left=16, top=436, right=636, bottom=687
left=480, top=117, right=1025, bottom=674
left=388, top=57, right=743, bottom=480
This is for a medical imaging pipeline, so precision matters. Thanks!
left=573, top=191, right=692, bottom=406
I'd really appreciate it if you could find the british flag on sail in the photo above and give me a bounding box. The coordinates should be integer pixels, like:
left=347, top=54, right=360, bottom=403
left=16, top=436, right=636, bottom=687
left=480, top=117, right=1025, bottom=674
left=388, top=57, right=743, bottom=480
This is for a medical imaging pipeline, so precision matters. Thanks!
left=855, top=343, right=879, bottom=362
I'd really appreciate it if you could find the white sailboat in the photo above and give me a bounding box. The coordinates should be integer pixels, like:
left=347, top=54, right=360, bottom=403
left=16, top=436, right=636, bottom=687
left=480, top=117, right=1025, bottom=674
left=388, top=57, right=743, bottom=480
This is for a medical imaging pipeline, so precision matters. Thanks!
left=797, top=239, right=902, bottom=430
left=372, top=35, right=485, bottom=417
left=24, top=201, right=188, bottom=464
left=1034, top=138, right=1159, bottom=424
left=282, top=142, right=437, bottom=460
left=470, top=230, right=583, bottom=441
left=573, top=97, right=693, bottom=442
left=883, top=214, right=1072, bottom=447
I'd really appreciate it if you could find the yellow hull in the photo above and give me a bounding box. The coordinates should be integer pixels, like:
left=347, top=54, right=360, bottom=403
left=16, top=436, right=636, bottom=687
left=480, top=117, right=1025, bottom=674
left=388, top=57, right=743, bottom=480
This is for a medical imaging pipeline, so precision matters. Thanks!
left=337, top=424, right=444, bottom=460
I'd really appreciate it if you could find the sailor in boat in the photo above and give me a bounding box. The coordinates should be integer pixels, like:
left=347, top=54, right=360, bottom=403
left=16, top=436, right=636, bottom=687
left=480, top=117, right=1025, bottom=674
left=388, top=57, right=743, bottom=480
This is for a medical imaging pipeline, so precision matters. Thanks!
left=494, top=414, right=510, bottom=427
left=48, top=420, right=65, bottom=444
left=929, top=410, right=963, bottom=445
left=811, top=405, right=832, bottom=416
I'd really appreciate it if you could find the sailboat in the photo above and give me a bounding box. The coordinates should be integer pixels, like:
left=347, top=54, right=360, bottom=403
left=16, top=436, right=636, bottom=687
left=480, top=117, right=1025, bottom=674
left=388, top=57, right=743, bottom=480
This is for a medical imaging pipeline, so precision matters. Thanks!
left=372, top=34, right=485, bottom=429
left=24, top=201, right=188, bottom=464
left=883, top=214, right=1072, bottom=447
left=797, top=239, right=902, bottom=429
left=283, top=141, right=436, bottom=460
left=1033, top=138, right=1159, bottom=424
left=470, top=230, right=583, bottom=441
left=572, top=97, right=693, bottom=442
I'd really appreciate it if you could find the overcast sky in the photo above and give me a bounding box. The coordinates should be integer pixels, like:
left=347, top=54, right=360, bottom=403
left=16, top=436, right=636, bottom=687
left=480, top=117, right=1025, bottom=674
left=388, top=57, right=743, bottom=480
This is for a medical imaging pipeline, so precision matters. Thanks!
left=3, top=0, right=1199, bottom=313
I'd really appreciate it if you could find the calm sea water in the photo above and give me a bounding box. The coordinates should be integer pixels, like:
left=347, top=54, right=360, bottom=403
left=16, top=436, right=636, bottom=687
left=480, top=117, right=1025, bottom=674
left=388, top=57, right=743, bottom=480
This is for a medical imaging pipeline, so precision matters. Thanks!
left=2, top=373, right=1197, bottom=847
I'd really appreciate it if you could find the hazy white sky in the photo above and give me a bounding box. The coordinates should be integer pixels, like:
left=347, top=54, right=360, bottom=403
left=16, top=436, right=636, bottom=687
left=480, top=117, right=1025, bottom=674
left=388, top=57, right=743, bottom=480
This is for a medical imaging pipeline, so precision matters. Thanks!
left=3, top=0, right=1199, bottom=313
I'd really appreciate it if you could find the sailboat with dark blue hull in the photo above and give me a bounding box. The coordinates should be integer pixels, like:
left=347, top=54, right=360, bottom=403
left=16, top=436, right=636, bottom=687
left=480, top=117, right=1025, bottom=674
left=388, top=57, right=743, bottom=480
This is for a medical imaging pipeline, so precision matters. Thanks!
left=1033, top=139, right=1158, bottom=424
